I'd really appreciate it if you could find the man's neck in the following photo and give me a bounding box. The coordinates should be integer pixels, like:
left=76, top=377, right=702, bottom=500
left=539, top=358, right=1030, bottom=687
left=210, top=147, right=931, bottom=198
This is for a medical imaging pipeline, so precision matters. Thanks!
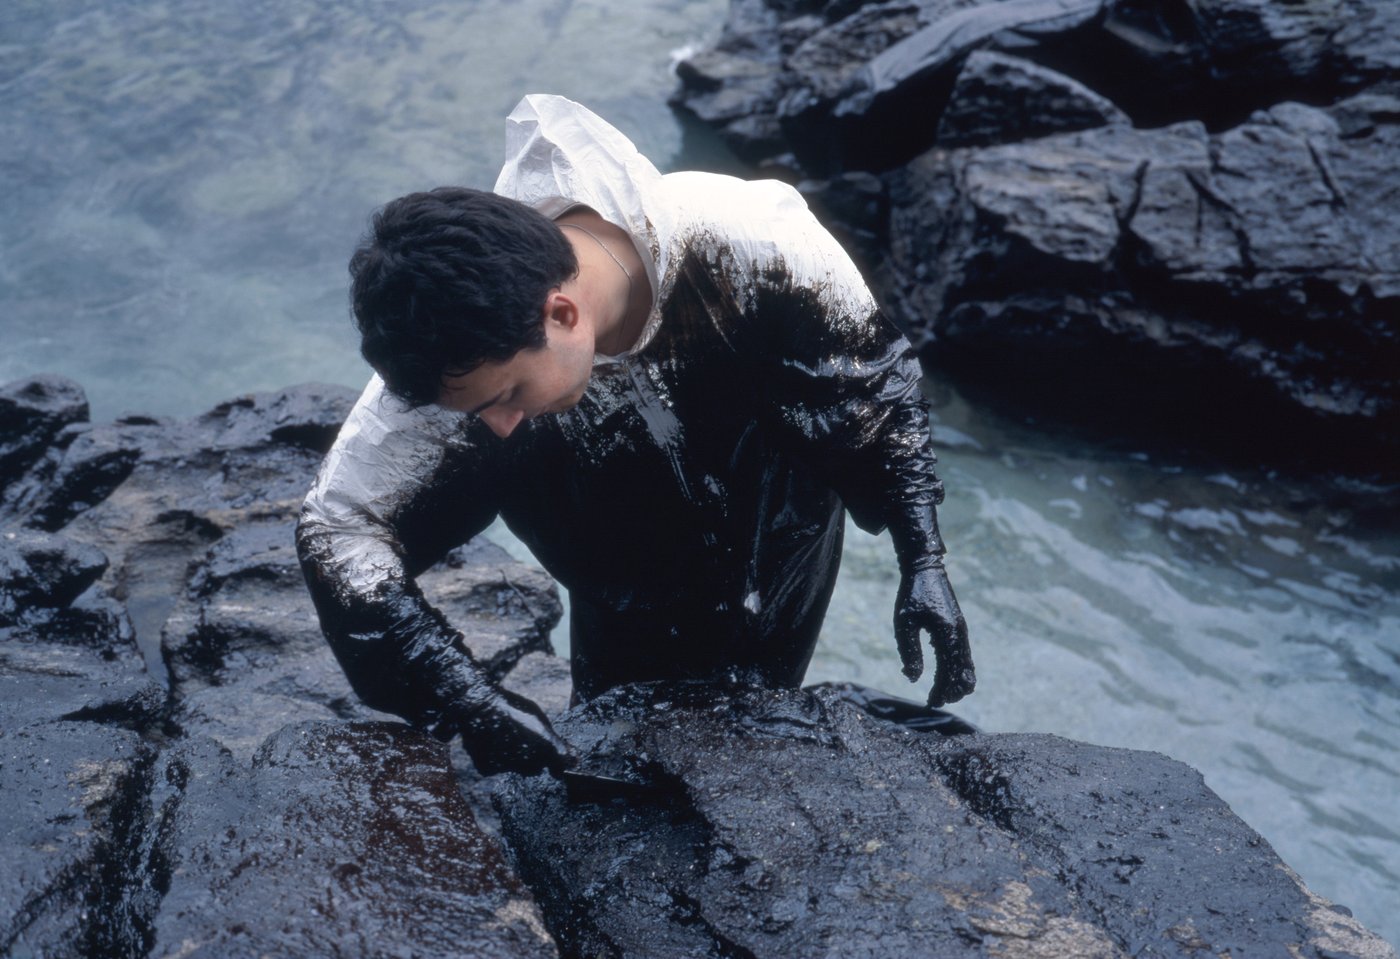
left=555, top=209, right=651, bottom=356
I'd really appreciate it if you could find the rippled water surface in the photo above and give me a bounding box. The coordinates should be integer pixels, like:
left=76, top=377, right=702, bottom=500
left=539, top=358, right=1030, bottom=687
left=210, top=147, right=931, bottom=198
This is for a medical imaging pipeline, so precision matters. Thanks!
left=4, top=0, right=1397, bottom=948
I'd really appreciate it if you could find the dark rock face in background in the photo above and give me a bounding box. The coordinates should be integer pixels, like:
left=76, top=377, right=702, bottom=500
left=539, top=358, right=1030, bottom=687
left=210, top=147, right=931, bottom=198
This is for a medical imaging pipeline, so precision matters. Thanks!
left=4, top=372, right=1395, bottom=957
left=673, top=0, right=1400, bottom=457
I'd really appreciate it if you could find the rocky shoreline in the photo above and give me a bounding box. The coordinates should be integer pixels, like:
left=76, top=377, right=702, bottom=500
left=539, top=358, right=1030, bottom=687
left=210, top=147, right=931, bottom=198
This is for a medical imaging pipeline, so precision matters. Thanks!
left=2, top=373, right=1394, bottom=957
left=672, top=0, right=1400, bottom=460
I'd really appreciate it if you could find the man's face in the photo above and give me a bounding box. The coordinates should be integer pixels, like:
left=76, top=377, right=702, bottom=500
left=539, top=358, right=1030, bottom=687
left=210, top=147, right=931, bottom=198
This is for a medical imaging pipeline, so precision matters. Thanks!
left=437, top=317, right=593, bottom=438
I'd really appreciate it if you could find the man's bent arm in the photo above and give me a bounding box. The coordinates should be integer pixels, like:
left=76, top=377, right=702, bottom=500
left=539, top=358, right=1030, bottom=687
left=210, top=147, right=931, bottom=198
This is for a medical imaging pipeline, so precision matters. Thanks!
left=296, top=376, right=570, bottom=773
left=729, top=200, right=974, bottom=706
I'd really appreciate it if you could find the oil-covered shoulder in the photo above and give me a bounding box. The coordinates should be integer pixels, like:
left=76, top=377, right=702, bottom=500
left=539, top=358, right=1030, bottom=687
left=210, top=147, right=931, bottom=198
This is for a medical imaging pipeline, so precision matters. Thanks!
left=657, top=171, right=876, bottom=325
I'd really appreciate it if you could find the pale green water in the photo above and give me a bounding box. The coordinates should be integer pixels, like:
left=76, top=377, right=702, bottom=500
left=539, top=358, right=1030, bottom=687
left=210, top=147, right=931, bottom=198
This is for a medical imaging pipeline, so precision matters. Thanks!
left=0, top=0, right=732, bottom=416
left=3, top=0, right=1397, bottom=947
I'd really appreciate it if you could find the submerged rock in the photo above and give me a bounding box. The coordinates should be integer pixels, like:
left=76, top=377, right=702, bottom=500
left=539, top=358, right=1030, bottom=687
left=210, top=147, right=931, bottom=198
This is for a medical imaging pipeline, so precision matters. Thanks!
left=498, top=681, right=1394, bottom=959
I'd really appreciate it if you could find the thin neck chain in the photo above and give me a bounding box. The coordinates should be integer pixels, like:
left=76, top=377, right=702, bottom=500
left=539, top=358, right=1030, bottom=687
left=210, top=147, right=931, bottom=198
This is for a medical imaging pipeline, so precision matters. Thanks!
left=558, top=221, right=634, bottom=301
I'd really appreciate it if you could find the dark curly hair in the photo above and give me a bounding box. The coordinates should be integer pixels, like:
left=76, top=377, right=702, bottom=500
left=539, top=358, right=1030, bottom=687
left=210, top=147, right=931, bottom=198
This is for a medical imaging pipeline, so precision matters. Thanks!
left=349, top=187, right=578, bottom=407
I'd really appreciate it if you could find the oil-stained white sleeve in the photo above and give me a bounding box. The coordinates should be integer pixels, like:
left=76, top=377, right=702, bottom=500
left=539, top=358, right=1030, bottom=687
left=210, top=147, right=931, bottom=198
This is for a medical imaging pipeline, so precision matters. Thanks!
left=297, top=375, right=500, bottom=722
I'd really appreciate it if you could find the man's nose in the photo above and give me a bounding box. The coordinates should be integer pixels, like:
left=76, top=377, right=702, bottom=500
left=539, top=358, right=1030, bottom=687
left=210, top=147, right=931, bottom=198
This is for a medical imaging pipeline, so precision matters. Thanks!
left=481, top=407, right=525, bottom=438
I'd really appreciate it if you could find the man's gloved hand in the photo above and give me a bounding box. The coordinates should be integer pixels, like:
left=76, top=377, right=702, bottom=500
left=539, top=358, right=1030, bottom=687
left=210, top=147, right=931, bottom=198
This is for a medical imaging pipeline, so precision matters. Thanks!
left=894, top=559, right=976, bottom=708
left=420, top=641, right=574, bottom=776
left=433, top=684, right=574, bottom=776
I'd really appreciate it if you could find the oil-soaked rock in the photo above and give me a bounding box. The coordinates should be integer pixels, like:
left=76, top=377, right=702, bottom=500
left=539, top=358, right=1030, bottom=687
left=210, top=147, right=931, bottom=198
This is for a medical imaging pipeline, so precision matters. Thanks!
left=162, top=521, right=335, bottom=694
left=501, top=651, right=574, bottom=720
left=886, top=96, right=1400, bottom=441
left=1, top=527, right=107, bottom=621
left=0, top=721, right=156, bottom=958
left=35, top=384, right=359, bottom=670
left=679, top=0, right=1400, bottom=173
left=161, top=520, right=560, bottom=759
left=145, top=722, right=557, bottom=959
left=0, top=624, right=163, bottom=733
left=419, top=539, right=563, bottom=681
left=3, top=420, right=147, bottom=533
left=498, top=682, right=1393, bottom=959
left=672, top=0, right=826, bottom=162
left=9, top=373, right=1395, bottom=954
left=0, top=375, right=88, bottom=503
left=674, top=0, right=1400, bottom=452
left=1, top=529, right=163, bottom=731
left=0, top=375, right=89, bottom=523
left=934, top=49, right=1128, bottom=148
left=1, top=379, right=567, bottom=956
left=157, top=517, right=379, bottom=750
left=929, top=733, right=1395, bottom=958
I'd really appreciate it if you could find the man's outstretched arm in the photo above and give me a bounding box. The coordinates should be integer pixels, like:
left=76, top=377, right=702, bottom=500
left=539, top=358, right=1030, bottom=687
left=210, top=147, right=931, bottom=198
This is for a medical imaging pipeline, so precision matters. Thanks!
left=297, top=376, right=571, bottom=774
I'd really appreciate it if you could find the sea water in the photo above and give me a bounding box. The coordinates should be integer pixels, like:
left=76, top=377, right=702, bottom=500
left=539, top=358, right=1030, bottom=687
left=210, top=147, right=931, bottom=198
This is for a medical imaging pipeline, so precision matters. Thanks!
left=3, top=0, right=1396, bottom=946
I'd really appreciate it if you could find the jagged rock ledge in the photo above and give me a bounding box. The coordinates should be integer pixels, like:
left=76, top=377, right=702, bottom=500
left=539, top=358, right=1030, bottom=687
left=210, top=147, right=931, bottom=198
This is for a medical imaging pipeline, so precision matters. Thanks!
left=2, top=373, right=1393, bottom=958
left=672, top=0, right=1400, bottom=461
left=1, top=374, right=563, bottom=958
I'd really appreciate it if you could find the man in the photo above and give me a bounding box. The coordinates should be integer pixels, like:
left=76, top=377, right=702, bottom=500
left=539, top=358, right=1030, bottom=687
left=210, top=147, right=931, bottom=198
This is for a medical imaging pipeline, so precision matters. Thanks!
left=297, top=94, right=974, bottom=777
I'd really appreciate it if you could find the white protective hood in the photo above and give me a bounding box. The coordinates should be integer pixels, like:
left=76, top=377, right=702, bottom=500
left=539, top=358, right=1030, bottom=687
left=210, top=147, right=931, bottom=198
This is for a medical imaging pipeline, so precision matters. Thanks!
left=494, top=94, right=674, bottom=357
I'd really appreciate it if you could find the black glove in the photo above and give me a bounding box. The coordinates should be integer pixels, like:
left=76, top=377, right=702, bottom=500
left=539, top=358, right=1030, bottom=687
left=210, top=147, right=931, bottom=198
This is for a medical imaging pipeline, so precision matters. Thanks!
left=886, top=499, right=975, bottom=707
left=894, top=559, right=976, bottom=708
left=421, top=640, right=573, bottom=776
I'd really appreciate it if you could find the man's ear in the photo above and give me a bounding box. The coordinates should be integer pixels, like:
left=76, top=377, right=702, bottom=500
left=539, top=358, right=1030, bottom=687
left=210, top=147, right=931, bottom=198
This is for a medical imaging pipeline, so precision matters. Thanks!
left=543, top=290, right=581, bottom=331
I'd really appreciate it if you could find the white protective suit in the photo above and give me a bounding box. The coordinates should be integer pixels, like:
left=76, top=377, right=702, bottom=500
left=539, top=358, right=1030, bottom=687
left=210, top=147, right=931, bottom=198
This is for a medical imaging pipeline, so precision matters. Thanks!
left=297, top=94, right=948, bottom=721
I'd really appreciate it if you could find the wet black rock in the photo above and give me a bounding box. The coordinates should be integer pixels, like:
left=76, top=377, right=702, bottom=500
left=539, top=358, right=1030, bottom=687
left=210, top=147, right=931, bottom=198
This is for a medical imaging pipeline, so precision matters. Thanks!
left=1, top=528, right=162, bottom=733
left=931, top=734, right=1393, bottom=958
left=499, top=681, right=1394, bottom=959
left=1, top=527, right=107, bottom=619
left=1, top=375, right=565, bottom=958
left=159, top=519, right=382, bottom=760
left=0, top=375, right=88, bottom=496
left=501, top=651, right=575, bottom=721
left=32, top=383, right=360, bottom=669
left=673, top=0, right=828, bottom=161
left=0, top=722, right=156, bottom=958
left=157, top=520, right=561, bottom=760
left=674, top=0, right=1400, bottom=457
left=934, top=49, right=1128, bottom=148
left=885, top=94, right=1400, bottom=444
left=142, top=723, right=557, bottom=959
left=419, top=538, right=564, bottom=682
left=6, top=373, right=1393, bottom=955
